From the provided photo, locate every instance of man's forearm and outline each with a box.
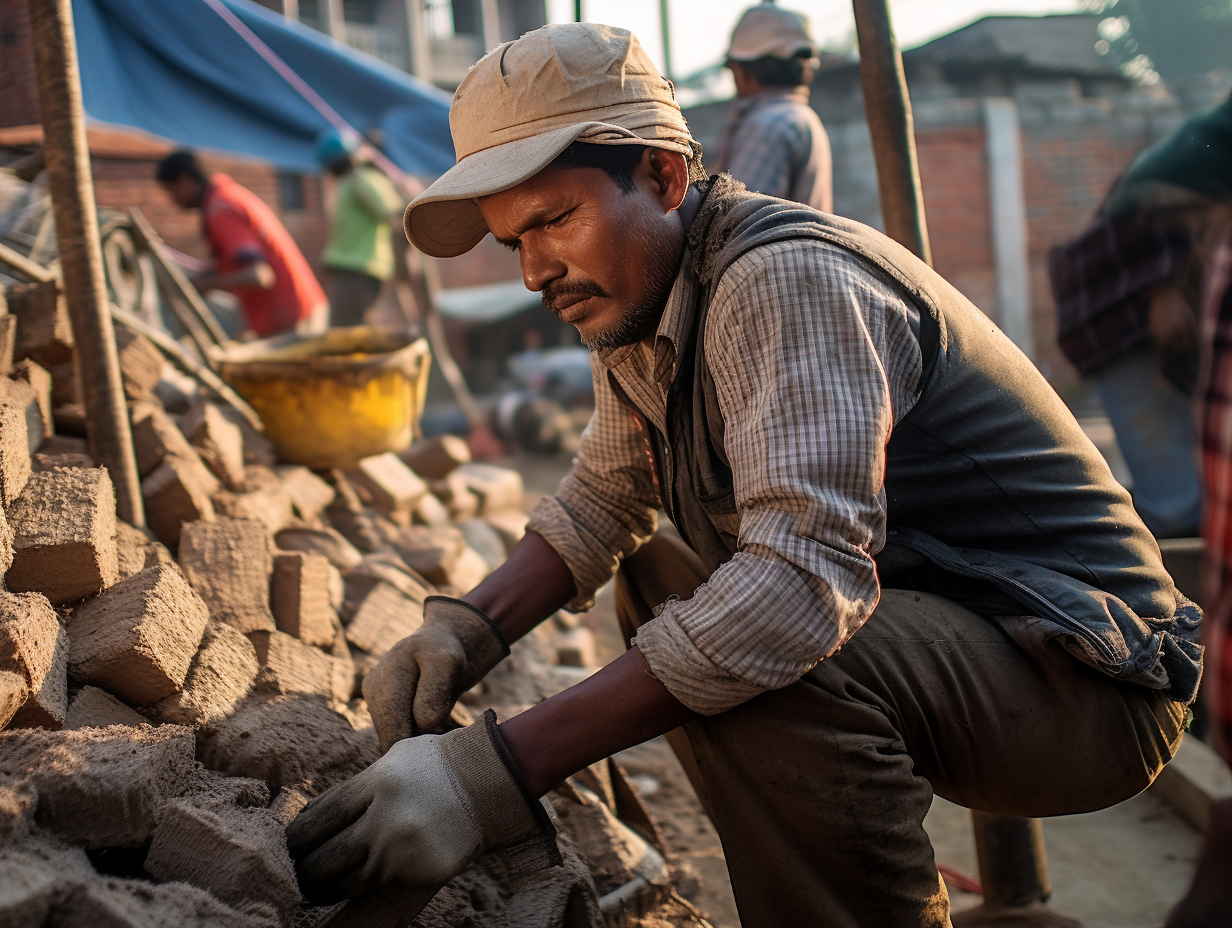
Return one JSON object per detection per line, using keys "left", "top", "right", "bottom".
{"left": 464, "top": 530, "right": 577, "bottom": 643}
{"left": 498, "top": 646, "right": 697, "bottom": 796}
{"left": 194, "top": 260, "right": 275, "bottom": 292}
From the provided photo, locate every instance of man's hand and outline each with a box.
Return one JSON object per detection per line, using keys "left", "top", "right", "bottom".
{"left": 362, "top": 597, "right": 509, "bottom": 752}
{"left": 286, "top": 711, "right": 558, "bottom": 906}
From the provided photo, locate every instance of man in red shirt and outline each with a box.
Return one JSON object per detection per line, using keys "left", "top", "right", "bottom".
{"left": 156, "top": 150, "right": 327, "bottom": 338}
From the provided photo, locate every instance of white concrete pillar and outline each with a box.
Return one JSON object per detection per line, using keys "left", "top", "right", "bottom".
{"left": 984, "top": 96, "right": 1034, "bottom": 360}
{"left": 479, "top": 0, "right": 502, "bottom": 52}
{"left": 403, "top": 0, "right": 432, "bottom": 81}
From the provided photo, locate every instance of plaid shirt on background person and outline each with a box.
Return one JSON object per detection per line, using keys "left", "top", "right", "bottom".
{"left": 1049, "top": 209, "right": 1189, "bottom": 376}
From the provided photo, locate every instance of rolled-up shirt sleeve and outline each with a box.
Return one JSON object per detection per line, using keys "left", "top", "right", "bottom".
{"left": 635, "top": 243, "right": 923, "bottom": 714}
{"left": 526, "top": 352, "right": 660, "bottom": 611}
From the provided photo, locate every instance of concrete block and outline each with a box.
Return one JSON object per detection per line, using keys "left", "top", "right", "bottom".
{"left": 113, "top": 519, "right": 173, "bottom": 581}
{"left": 0, "top": 591, "right": 67, "bottom": 730}
{"left": 114, "top": 328, "right": 164, "bottom": 402}
{"left": 457, "top": 462, "right": 525, "bottom": 514}
{"left": 211, "top": 468, "right": 294, "bottom": 536}
{"left": 146, "top": 793, "right": 300, "bottom": 921}
{"left": 7, "top": 280, "right": 73, "bottom": 367}
{"left": 400, "top": 434, "right": 471, "bottom": 480}
{"left": 345, "top": 581, "right": 425, "bottom": 658}
{"left": 181, "top": 401, "right": 246, "bottom": 490}
{"left": 1, "top": 376, "right": 45, "bottom": 456}
{"left": 391, "top": 524, "right": 467, "bottom": 587}
{"left": 0, "top": 387, "right": 30, "bottom": 508}
{"left": 347, "top": 452, "right": 427, "bottom": 521}
{"left": 65, "top": 686, "right": 148, "bottom": 729}
{"left": 275, "top": 524, "right": 363, "bottom": 571}
{"left": 13, "top": 360, "right": 53, "bottom": 452}
{"left": 153, "top": 621, "right": 259, "bottom": 728}
{"left": 276, "top": 465, "right": 335, "bottom": 522}
{"left": 0, "top": 723, "right": 197, "bottom": 847}
{"left": 179, "top": 518, "right": 276, "bottom": 634}
{"left": 0, "top": 670, "right": 25, "bottom": 730}
{"left": 131, "top": 403, "right": 198, "bottom": 478}
{"left": 1150, "top": 733, "right": 1232, "bottom": 833}
{"left": 6, "top": 467, "right": 119, "bottom": 604}
{"left": 69, "top": 564, "right": 210, "bottom": 705}
{"left": 270, "top": 551, "right": 337, "bottom": 649}
{"left": 484, "top": 509, "right": 530, "bottom": 555}
{"left": 141, "top": 455, "right": 218, "bottom": 548}
{"left": 249, "top": 628, "right": 339, "bottom": 703}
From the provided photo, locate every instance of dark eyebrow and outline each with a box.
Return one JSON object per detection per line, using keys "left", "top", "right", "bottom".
{"left": 494, "top": 235, "right": 520, "bottom": 249}
{"left": 493, "top": 204, "right": 559, "bottom": 250}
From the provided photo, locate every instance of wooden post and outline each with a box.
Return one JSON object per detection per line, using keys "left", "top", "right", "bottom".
{"left": 26, "top": 0, "right": 145, "bottom": 527}
{"left": 851, "top": 0, "right": 931, "bottom": 264}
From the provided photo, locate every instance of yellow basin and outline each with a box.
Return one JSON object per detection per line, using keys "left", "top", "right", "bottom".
{"left": 216, "top": 326, "right": 431, "bottom": 470}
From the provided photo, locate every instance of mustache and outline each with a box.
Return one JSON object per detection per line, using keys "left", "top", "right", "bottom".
{"left": 541, "top": 278, "right": 609, "bottom": 315}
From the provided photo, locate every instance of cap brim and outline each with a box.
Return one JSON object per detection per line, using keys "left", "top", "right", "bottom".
{"left": 404, "top": 124, "right": 594, "bottom": 258}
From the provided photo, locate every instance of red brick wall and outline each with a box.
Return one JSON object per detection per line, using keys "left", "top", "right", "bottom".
{"left": 0, "top": 1, "right": 39, "bottom": 129}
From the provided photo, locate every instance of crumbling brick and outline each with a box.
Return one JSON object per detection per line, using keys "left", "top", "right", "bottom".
{"left": 0, "top": 671, "right": 26, "bottom": 730}
{"left": 52, "top": 877, "right": 281, "bottom": 928}
{"left": 0, "top": 724, "right": 197, "bottom": 847}
{"left": 249, "top": 629, "right": 341, "bottom": 703}
{"left": 0, "top": 387, "right": 30, "bottom": 507}
{"left": 391, "top": 524, "right": 467, "bottom": 587}
{"left": 457, "top": 462, "right": 525, "bottom": 514}
{"left": 459, "top": 518, "right": 508, "bottom": 571}
{"left": 178, "top": 518, "right": 275, "bottom": 634}
{"left": 69, "top": 564, "right": 209, "bottom": 705}
{"left": 1, "top": 374, "right": 45, "bottom": 457}
{"left": 13, "top": 359, "right": 53, "bottom": 445}
{"left": 0, "top": 591, "right": 67, "bottom": 730}
{"left": 33, "top": 452, "right": 93, "bottom": 471}
{"left": 345, "top": 581, "right": 426, "bottom": 658}
{"left": 347, "top": 451, "right": 427, "bottom": 522}
{"left": 64, "top": 686, "right": 148, "bottom": 730}
{"left": 274, "top": 524, "right": 363, "bottom": 571}
{"left": 114, "top": 327, "right": 165, "bottom": 402}
{"left": 211, "top": 468, "right": 294, "bottom": 536}
{"left": 113, "top": 520, "right": 173, "bottom": 581}
{"left": 401, "top": 434, "right": 472, "bottom": 480}
{"left": 6, "top": 467, "right": 119, "bottom": 604}
{"left": 326, "top": 470, "right": 385, "bottom": 552}
{"left": 270, "top": 551, "right": 337, "bottom": 649}
{"left": 141, "top": 455, "right": 218, "bottom": 548}
{"left": 0, "top": 316, "right": 15, "bottom": 377}
{"left": 130, "top": 403, "right": 199, "bottom": 478}
{"left": 7, "top": 280, "right": 73, "bottom": 367}
{"left": 446, "top": 545, "right": 491, "bottom": 596}
{"left": 276, "top": 465, "right": 335, "bottom": 522}
{"left": 0, "top": 779, "right": 36, "bottom": 845}
{"left": 342, "top": 554, "right": 433, "bottom": 619}
{"left": 0, "top": 836, "right": 83, "bottom": 923}
{"left": 181, "top": 401, "right": 246, "bottom": 489}
{"left": 145, "top": 794, "right": 300, "bottom": 922}
{"left": 153, "top": 622, "right": 259, "bottom": 728}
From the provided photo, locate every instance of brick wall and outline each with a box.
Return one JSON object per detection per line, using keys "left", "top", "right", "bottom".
{"left": 0, "top": 2, "right": 39, "bottom": 130}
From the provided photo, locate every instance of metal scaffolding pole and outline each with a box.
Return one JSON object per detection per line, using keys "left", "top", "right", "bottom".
{"left": 26, "top": 0, "right": 145, "bottom": 527}
{"left": 659, "top": 0, "right": 673, "bottom": 82}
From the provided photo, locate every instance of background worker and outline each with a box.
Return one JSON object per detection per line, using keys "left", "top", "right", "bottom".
{"left": 315, "top": 128, "right": 405, "bottom": 327}
{"left": 156, "top": 149, "right": 327, "bottom": 338}
{"left": 711, "top": 1, "right": 833, "bottom": 212}
{"left": 287, "top": 25, "right": 1201, "bottom": 928}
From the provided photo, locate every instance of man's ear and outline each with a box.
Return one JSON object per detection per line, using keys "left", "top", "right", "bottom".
{"left": 640, "top": 148, "right": 690, "bottom": 213}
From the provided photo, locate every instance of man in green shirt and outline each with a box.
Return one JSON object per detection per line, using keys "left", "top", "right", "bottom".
{"left": 316, "top": 129, "right": 405, "bottom": 326}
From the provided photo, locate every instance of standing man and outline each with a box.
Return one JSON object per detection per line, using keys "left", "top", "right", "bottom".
{"left": 711, "top": 1, "right": 833, "bottom": 212}
{"left": 288, "top": 25, "right": 1201, "bottom": 928}
{"left": 156, "top": 150, "right": 327, "bottom": 338}
{"left": 315, "top": 129, "right": 405, "bottom": 327}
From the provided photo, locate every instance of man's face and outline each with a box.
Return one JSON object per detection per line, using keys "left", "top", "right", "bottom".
{"left": 477, "top": 153, "right": 686, "bottom": 350}
{"left": 160, "top": 175, "right": 203, "bottom": 210}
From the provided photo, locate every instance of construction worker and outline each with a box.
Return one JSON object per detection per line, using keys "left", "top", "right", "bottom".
{"left": 315, "top": 128, "right": 405, "bottom": 327}
{"left": 287, "top": 25, "right": 1201, "bottom": 928}
{"left": 711, "top": 1, "right": 833, "bottom": 212}
{"left": 155, "top": 149, "right": 327, "bottom": 338}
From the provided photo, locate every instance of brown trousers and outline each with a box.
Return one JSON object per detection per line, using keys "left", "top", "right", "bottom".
{"left": 614, "top": 534, "right": 1187, "bottom": 928}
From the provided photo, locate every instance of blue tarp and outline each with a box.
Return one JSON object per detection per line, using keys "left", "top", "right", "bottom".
{"left": 73, "top": 0, "right": 456, "bottom": 176}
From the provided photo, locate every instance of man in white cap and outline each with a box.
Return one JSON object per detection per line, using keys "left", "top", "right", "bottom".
{"left": 287, "top": 23, "right": 1200, "bottom": 928}
{"left": 712, "top": 1, "right": 833, "bottom": 212}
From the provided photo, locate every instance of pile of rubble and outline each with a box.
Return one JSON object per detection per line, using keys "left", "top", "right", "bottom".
{"left": 0, "top": 282, "right": 710, "bottom": 927}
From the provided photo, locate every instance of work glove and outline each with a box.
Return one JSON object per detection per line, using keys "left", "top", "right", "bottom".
{"left": 286, "top": 709, "right": 560, "bottom": 906}
{"left": 363, "top": 595, "right": 509, "bottom": 751}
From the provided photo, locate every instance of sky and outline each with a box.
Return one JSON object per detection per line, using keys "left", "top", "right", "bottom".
{"left": 544, "top": 0, "right": 1085, "bottom": 79}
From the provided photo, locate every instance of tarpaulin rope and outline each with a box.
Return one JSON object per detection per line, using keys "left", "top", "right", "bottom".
{"left": 199, "top": 0, "right": 424, "bottom": 197}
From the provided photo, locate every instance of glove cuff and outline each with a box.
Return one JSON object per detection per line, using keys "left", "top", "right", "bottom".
{"left": 440, "top": 709, "right": 561, "bottom": 875}
{"left": 424, "top": 595, "right": 511, "bottom": 668}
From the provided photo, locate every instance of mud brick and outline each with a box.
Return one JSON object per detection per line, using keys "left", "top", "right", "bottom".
{"left": 69, "top": 564, "right": 209, "bottom": 705}
{"left": 0, "top": 316, "right": 15, "bottom": 377}
{"left": 0, "top": 778, "right": 35, "bottom": 844}
{"left": 446, "top": 545, "right": 491, "bottom": 595}
{"left": 249, "top": 629, "right": 338, "bottom": 702}
{"left": 0, "top": 724, "right": 197, "bottom": 847}
{"left": 181, "top": 401, "right": 246, "bottom": 489}
{"left": 211, "top": 468, "right": 294, "bottom": 536}
{"left": 347, "top": 452, "right": 427, "bottom": 521}
{"left": 275, "top": 524, "right": 363, "bottom": 571}
{"left": 36, "top": 435, "right": 87, "bottom": 456}
{"left": 413, "top": 490, "right": 450, "bottom": 527}
{"left": 6, "top": 467, "right": 119, "bottom": 604}
{"left": 32, "top": 452, "right": 92, "bottom": 472}
{"left": 7, "top": 280, "right": 72, "bottom": 367}
{"left": 0, "top": 379, "right": 43, "bottom": 457}
{"left": 0, "top": 388, "right": 30, "bottom": 507}
{"left": 0, "top": 591, "right": 66, "bottom": 731}
{"left": 0, "top": 670, "right": 25, "bottom": 730}
{"left": 114, "top": 327, "right": 164, "bottom": 401}
{"left": 391, "top": 524, "right": 466, "bottom": 587}
{"left": 153, "top": 621, "right": 259, "bottom": 728}
{"left": 142, "top": 455, "right": 218, "bottom": 548}
{"left": 555, "top": 627, "right": 598, "bottom": 669}
{"left": 457, "top": 462, "right": 525, "bottom": 514}
{"left": 483, "top": 509, "right": 529, "bottom": 555}
{"left": 113, "top": 519, "right": 173, "bottom": 581}
{"left": 0, "top": 835, "right": 91, "bottom": 922}
{"left": 0, "top": 505, "right": 11, "bottom": 579}
{"left": 13, "top": 360, "right": 52, "bottom": 442}
{"left": 178, "top": 518, "right": 276, "bottom": 634}
{"left": 48, "top": 360, "right": 80, "bottom": 406}
{"left": 52, "top": 402, "right": 86, "bottom": 436}
{"left": 216, "top": 404, "right": 277, "bottom": 467}
{"left": 342, "top": 554, "right": 433, "bottom": 621}
{"left": 459, "top": 518, "right": 507, "bottom": 571}
{"left": 130, "top": 403, "right": 198, "bottom": 478}
{"left": 270, "top": 551, "right": 337, "bottom": 649}
{"left": 65, "top": 686, "right": 148, "bottom": 729}
{"left": 274, "top": 465, "right": 332, "bottom": 520}
{"left": 345, "top": 581, "right": 425, "bottom": 658}
{"left": 146, "top": 794, "right": 300, "bottom": 921}
{"left": 52, "top": 877, "right": 280, "bottom": 928}
{"left": 325, "top": 469, "right": 386, "bottom": 552}
{"left": 400, "top": 434, "right": 471, "bottom": 480}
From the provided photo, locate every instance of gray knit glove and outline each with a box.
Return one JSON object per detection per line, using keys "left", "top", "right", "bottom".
{"left": 287, "top": 710, "right": 560, "bottom": 906}
{"left": 363, "top": 596, "right": 509, "bottom": 751}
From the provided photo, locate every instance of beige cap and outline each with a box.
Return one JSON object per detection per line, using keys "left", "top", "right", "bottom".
{"left": 404, "top": 23, "right": 695, "bottom": 258}
{"left": 727, "top": 2, "right": 814, "bottom": 62}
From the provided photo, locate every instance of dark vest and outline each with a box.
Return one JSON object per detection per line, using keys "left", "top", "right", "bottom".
{"left": 615, "top": 177, "right": 1202, "bottom": 704}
